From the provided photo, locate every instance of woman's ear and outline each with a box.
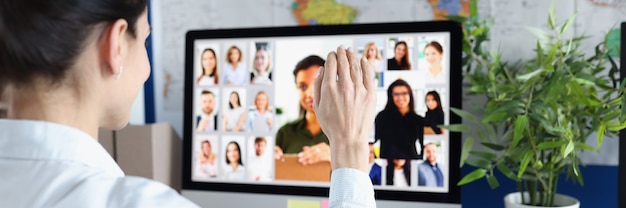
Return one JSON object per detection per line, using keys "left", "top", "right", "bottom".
{"left": 99, "top": 19, "right": 129, "bottom": 77}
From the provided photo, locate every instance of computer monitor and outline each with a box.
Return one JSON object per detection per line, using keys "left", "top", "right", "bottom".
{"left": 182, "top": 21, "right": 462, "bottom": 205}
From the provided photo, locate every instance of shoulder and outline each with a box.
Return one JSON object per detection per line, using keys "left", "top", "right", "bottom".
{"left": 278, "top": 118, "right": 303, "bottom": 131}
{"left": 58, "top": 176, "right": 198, "bottom": 208}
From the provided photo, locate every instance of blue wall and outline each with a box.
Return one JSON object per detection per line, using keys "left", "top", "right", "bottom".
{"left": 461, "top": 165, "right": 617, "bottom": 208}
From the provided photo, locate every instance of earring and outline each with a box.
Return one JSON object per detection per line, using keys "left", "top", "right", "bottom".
{"left": 114, "top": 66, "right": 124, "bottom": 79}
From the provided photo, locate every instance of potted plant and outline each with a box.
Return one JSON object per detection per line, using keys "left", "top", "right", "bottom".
{"left": 445, "top": 1, "right": 626, "bottom": 207}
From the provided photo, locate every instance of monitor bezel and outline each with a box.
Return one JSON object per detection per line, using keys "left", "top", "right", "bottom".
{"left": 182, "top": 21, "right": 463, "bottom": 203}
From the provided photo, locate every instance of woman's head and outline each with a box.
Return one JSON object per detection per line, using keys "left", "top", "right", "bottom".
{"left": 425, "top": 91, "right": 443, "bottom": 112}
{"left": 0, "top": 0, "right": 150, "bottom": 130}
{"left": 363, "top": 42, "right": 382, "bottom": 60}
{"left": 424, "top": 41, "right": 443, "bottom": 65}
{"left": 200, "top": 48, "right": 218, "bottom": 82}
{"left": 228, "top": 91, "right": 241, "bottom": 109}
{"left": 227, "top": 46, "right": 242, "bottom": 64}
{"left": 201, "top": 140, "right": 212, "bottom": 156}
{"left": 293, "top": 55, "right": 325, "bottom": 116}
{"left": 253, "top": 48, "right": 271, "bottom": 73}
{"left": 394, "top": 41, "right": 408, "bottom": 59}
{"left": 254, "top": 91, "right": 269, "bottom": 111}
{"left": 225, "top": 141, "right": 243, "bottom": 165}
{"left": 385, "top": 79, "right": 415, "bottom": 113}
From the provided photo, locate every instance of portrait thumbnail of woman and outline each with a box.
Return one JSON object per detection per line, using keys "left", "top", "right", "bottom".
{"left": 387, "top": 41, "right": 411, "bottom": 70}
{"left": 223, "top": 141, "right": 245, "bottom": 180}
{"left": 362, "top": 42, "right": 384, "bottom": 73}
{"left": 196, "top": 48, "right": 219, "bottom": 86}
{"left": 374, "top": 79, "right": 424, "bottom": 159}
{"left": 424, "top": 91, "right": 444, "bottom": 135}
{"left": 248, "top": 90, "right": 273, "bottom": 133}
{"left": 250, "top": 46, "right": 273, "bottom": 85}
{"left": 195, "top": 139, "right": 218, "bottom": 178}
{"left": 420, "top": 41, "right": 446, "bottom": 84}
{"left": 386, "top": 159, "right": 411, "bottom": 187}
{"left": 275, "top": 55, "right": 330, "bottom": 165}
{"left": 223, "top": 45, "right": 247, "bottom": 86}
{"left": 222, "top": 90, "right": 246, "bottom": 132}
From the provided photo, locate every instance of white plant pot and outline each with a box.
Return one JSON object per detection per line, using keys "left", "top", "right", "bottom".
{"left": 504, "top": 192, "right": 580, "bottom": 208}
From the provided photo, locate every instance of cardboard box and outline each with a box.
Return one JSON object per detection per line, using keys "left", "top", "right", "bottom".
{"left": 97, "top": 123, "right": 182, "bottom": 192}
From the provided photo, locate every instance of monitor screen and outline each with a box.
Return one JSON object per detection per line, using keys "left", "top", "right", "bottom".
{"left": 183, "top": 21, "right": 462, "bottom": 203}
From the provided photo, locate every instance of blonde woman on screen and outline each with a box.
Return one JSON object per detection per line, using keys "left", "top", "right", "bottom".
{"left": 362, "top": 42, "right": 384, "bottom": 73}
{"left": 251, "top": 48, "right": 273, "bottom": 85}
{"left": 247, "top": 91, "right": 273, "bottom": 132}
{"left": 197, "top": 140, "right": 218, "bottom": 178}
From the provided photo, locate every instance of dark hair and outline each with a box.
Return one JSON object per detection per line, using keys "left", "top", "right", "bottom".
{"left": 228, "top": 91, "right": 241, "bottom": 109}
{"left": 254, "top": 137, "right": 266, "bottom": 144}
{"left": 197, "top": 48, "right": 218, "bottom": 84}
{"left": 0, "top": 0, "right": 147, "bottom": 89}
{"left": 293, "top": 55, "right": 325, "bottom": 79}
{"left": 385, "top": 158, "right": 411, "bottom": 186}
{"left": 393, "top": 41, "right": 411, "bottom": 69}
{"left": 384, "top": 79, "right": 415, "bottom": 114}
{"left": 201, "top": 90, "right": 214, "bottom": 96}
{"left": 424, "top": 41, "right": 443, "bottom": 54}
{"left": 225, "top": 141, "right": 243, "bottom": 165}
{"left": 293, "top": 55, "right": 325, "bottom": 116}
{"left": 425, "top": 91, "right": 443, "bottom": 112}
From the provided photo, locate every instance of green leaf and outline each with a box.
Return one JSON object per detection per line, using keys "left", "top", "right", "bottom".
{"left": 517, "top": 68, "right": 544, "bottom": 82}
{"left": 537, "top": 141, "right": 567, "bottom": 150}
{"left": 597, "top": 123, "right": 606, "bottom": 148}
{"left": 575, "top": 142, "right": 598, "bottom": 152}
{"left": 457, "top": 169, "right": 486, "bottom": 186}
{"left": 481, "top": 112, "right": 508, "bottom": 123}
{"left": 560, "top": 13, "right": 577, "bottom": 34}
{"left": 441, "top": 124, "right": 470, "bottom": 132}
{"left": 518, "top": 151, "right": 534, "bottom": 179}
{"left": 496, "top": 163, "right": 518, "bottom": 181}
{"left": 563, "top": 140, "right": 575, "bottom": 158}
{"left": 486, "top": 174, "right": 500, "bottom": 189}
{"left": 465, "top": 159, "right": 492, "bottom": 169}
{"left": 513, "top": 115, "right": 528, "bottom": 148}
{"left": 481, "top": 142, "right": 505, "bottom": 151}
{"left": 470, "top": 151, "right": 497, "bottom": 161}
{"left": 607, "top": 121, "right": 626, "bottom": 131}
{"left": 450, "top": 107, "right": 478, "bottom": 123}
{"left": 527, "top": 27, "right": 550, "bottom": 42}
{"left": 460, "top": 137, "right": 474, "bottom": 167}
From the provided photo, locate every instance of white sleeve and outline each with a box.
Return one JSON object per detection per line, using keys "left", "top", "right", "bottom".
{"left": 329, "top": 168, "right": 376, "bottom": 208}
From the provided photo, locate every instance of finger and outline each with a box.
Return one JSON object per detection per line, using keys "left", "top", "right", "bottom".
{"left": 324, "top": 51, "right": 338, "bottom": 87}
{"left": 314, "top": 66, "right": 324, "bottom": 109}
{"left": 336, "top": 46, "right": 351, "bottom": 85}
{"left": 347, "top": 47, "right": 363, "bottom": 90}
{"left": 361, "top": 56, "right": 375, "bottom": 91}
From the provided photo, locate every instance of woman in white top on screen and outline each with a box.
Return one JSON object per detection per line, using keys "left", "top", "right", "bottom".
{"left": 196, "top": 140, "right": 218, "bottom": 178}
{"left": 0, "top": 1, "right": 376, "bottom": 203}
{"left": 196, "top": 48, "right": 219, "bottom": 86}
{"left": 421, "top": 41, "right": 446, "bottom": 84}
{"left": 223, "top": 141, "right": 246, "bottom": 180}
{"left": 248, "top": 91, "right": 273, "bottom": 133}
{"left": 250, "top": 48, "right": 273, "bottom": 85}
{"left": 223, "top": 46, "right": 247, "bottom": 86}
{"left": 362, "top": 42, "right": 384, "bottom": 73}
{"left": 222, "top": 91, "right": 246, "bottom": 132}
